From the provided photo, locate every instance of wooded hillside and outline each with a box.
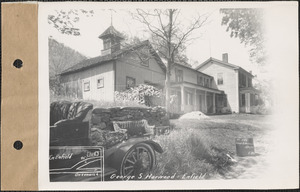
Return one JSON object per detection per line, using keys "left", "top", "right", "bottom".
{"left": 49, "top": 37, "right": 87, "bottom": 77}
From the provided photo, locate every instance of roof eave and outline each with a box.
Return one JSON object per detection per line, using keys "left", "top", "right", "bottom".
{"left": 60, "top": 58, "right": 116, "bottom": 76}
{"left": 175, "top": 63, "right": 214, "bottom": 78}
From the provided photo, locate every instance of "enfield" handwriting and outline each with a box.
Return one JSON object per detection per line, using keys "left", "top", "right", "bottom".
{"left": 49, "top": 153, "right": 73, "bottom": 160}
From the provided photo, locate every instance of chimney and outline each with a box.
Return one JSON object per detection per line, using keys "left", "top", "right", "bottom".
{"left": 222, "top": 53, "right": 228, "bottom": 63}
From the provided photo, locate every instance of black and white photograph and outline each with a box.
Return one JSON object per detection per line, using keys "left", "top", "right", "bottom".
{"left": 38, "top": 1, "right": 298, "bottom": 190}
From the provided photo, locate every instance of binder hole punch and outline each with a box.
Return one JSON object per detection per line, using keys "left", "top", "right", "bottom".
{"left": 13, "top": 59, "right": 23, "bottom": 68}
{"left": 13, "top": 140, "right": 23, "bottom": 150}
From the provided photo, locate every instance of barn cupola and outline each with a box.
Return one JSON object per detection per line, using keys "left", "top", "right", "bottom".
{"left": 98, "top": 25, "right": 124, "bottom": 56}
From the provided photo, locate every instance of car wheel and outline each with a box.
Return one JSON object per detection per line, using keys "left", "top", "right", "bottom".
{"left": 120, "top": 143, "right": 156, "bottom": 178}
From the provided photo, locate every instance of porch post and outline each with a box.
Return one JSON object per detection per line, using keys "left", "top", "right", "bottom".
{"left": 180, "top": 85, "right": 185, "bottom": 112}
{"left": 204, "top": 91, "right": 207, "bottom": 113}
{"left": 194, "top": 88, "right": 197, "bottom": 111}
{"left": 212, "top": 93, "right": 216, "bottom": 114}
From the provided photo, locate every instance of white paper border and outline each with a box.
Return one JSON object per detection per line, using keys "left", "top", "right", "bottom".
{"left": 38, "top": 1, "right": 299, "bottom": 190}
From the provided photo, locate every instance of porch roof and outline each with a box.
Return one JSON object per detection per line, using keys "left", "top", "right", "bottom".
{"left": 240, "top": 87, "right": 260, "bottom": 94}
{"left": 171, "top": 81, "right": 224, "bottom": 94}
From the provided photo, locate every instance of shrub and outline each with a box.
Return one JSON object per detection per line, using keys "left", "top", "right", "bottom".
{"left": 115, "top": 84, "right": 163, "bottom": 106}
{"left": 256, "top": 104, "right": 272, "bottom": 115}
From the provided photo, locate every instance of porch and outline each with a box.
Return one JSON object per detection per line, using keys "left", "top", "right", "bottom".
{"left": 239, "top": 87, "right": 260, "bottom": 113}
{"left": 170, "top": 81, "right": 225, "bottom": 114}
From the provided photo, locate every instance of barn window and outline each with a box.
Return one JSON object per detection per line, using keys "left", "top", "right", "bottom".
{"left": 139, "top": 50, "right": 150, "bottom": 67}
{"left": 103, "top": 39, "right": 111, "bottom": 50}
{"left": 97, "top": 77, "right": 104, "bottom": 88}
{"left": 84, "top": 81, "right": 90, "bottom": 92}
{"left": 126, "top": 76, "right": 136, "bottom": 89}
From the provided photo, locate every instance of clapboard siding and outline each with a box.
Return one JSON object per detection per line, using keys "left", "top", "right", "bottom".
{"left": 60, "top": 62, "right": 115, "bottom": 101}
{"left": 115, "top": 52, "right": 165, "bottom": 91}
{"left": 198, "top": 62, "right": 239, "bottom": 113}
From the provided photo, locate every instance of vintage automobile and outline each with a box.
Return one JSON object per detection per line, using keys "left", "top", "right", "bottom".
{"left": 49, "top": 101, "right": 164, "bottom": 181}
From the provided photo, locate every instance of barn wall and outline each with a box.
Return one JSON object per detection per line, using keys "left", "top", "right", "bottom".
{"left": 60, "top": 62, "right": 115, "bottom": 101}
{"left": 115, "top": 51, "right": 165, "bottom": 91}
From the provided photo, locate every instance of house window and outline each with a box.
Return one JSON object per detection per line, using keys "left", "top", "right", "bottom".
{"left": 97, "top": 77, "right": 104, "bottom": 88}
{"left": 126, "top": 76, "right": 136, "bottom": 89}
{"left": 224, "top": 96, "right": 227, "bottom": 107}
{"left": 248, "top": 77, "right": 252, "bottom": 87}
{"left": 239, "top": 73, "right": 246, "bottom": 87}
{"left": 175, "top": 68, "right": 183, "bottom": 82}
{"left": 185, "top": 92, "right": 193, "bottom": 105}
{"left": 197, "top": 75, "right": 203, "bottom": 86}
{"left": 217, "top": 73, "right": 223, "bottom": 85}
{"left": 204, "top": 78, "right": 210, "bottom": 87}
{"left": 250, "top": 93, "right": 255, "bottom": 106}
{"left": 255, "top": 94, "right": 259, "bottom": 106}
{"left": 84, "top": 81, "right": 90, "bottom": 92}
{"left": 217, "top": 94, "right": 227, "bottom": 107}
{"left": 241, "top": 94, "right": 246, "bottom": 107}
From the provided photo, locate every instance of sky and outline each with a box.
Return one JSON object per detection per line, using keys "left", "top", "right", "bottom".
{"left": 47, "top": 5, "right": 266, "bottom": 79}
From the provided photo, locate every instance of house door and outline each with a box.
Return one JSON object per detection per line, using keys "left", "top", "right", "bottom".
{"left": 198, "top": 94, "right": 205, "bottom": 112}
{"left": 177, "top": 91, "right": 182, "bottom": 112}
{"left": 245, "top": 93, "right": 251, "bottom": 113}
{"left": 207, "top": 94, "right": 213, "bottom": 114}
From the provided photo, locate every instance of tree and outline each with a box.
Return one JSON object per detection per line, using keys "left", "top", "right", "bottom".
{"left": 48, "top": 9, "right": 94, "bottom": 36}
{"left": 220, "top": 8, "right": 266, "bottom": 65}
{"left": 49, "top": 37, "right": 87, "bottom": 95}
{"left": 150, "top": 33, "right": 191, "bottom": 67}
{"left": 253, "top": 78, "right": 273, "bottom": 114}
{"left": 132, "top": 9, "right": 208, "bottom": 112}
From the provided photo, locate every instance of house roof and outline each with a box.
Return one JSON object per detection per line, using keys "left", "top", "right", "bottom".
{"left": 98, "top": 25, "right": 124, "bottom": 39}
{"left": 195, "top": 57, "right": 254, "bottom": 77}
{"left": 60, "top": 40, "right": 166, "bottom": 75}
{"left": 174, "top": 63, "right": 213, "bottom": 79}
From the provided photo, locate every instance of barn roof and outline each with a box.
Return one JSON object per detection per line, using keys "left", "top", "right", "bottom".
{"left": 98, "top": 25, "right": 124, "bottom": 39}
{"left": 60, "top": 40, "right": 166, "bottom": 75}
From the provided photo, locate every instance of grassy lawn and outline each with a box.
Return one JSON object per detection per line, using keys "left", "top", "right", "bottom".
{"left": 152, "top": 114, "right": 275, "bottom": 179}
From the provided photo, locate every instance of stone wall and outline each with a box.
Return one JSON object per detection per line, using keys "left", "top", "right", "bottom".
{"left": 90, "top": 106, "right": 170, "bottom": 131}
